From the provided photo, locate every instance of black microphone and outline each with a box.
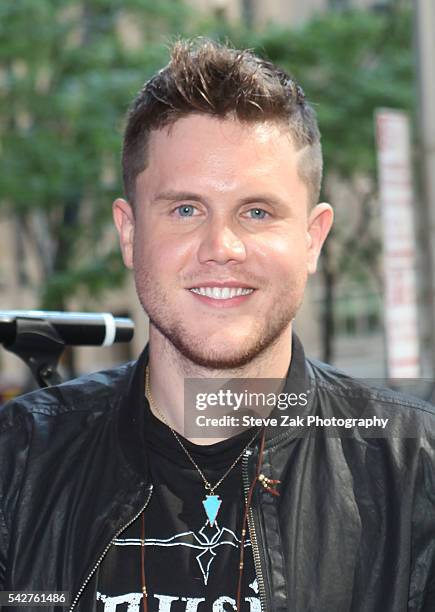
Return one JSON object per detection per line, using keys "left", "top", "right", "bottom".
{"left": 0, "top": 311, "right": 134, "bottom": 347}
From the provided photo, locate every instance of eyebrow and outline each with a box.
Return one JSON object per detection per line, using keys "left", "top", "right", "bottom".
{"left": 153, "top": 190, "right": 286, "bottom": 208}
{"left": 154, "top": 190, "right": 205, "bottom": 203}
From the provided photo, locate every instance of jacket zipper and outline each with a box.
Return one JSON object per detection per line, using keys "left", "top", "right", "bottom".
{"left": 69, "top": 484, "right": 154, "bottom": 611}
{"left": 242, "top": 451, "right": 267, "bottom": 612}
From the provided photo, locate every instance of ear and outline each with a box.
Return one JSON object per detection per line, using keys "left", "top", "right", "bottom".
{"left": 113, "top": 198, "right": 135, "bottom": 270}
{"left": 306, "top": 203, "right": 334, "bottom": 275}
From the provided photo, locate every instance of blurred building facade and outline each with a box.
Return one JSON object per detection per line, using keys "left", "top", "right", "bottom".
{"left": 188, "top": 0, "right": 395, "bottom": 27}
{"left": 0, "top": 0, "right": 392, "bottom": 395}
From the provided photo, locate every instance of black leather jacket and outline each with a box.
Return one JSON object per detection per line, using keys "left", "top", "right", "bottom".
{"left": 1, "top": 338, "right": 434, "bottom": 612}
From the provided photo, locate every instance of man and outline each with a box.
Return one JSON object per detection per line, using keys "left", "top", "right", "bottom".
{"left": 0, "top": 39, "right": 434, "bottom": 612}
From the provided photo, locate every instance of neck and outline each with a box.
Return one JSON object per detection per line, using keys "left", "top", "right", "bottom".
{"left": 146, "top": 325, "right": 293, "bottom": 444}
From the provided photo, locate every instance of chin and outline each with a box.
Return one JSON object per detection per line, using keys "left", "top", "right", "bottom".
{"left": 173, "top": 345, "right": 264, "bottom": 370}
{"left": 160, "top": 324, "right": 286, "bottom": 371}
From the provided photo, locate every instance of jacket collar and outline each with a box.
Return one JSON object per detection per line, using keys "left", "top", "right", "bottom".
{"left": 264, "top": 333, "right": 314, "bottom": 443}
{"left": 117, "top": 345, "right": 150, "bottom": 479}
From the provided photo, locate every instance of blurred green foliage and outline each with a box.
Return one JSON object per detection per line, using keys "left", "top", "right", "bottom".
{"left": 0, "top": 2, "right": 414, "bottom": 311}
{"left": 208, "top": 6, "right": 414, "bottom": 186}
{"left": 0, "top": 0, "right": 188, "bottom": 308}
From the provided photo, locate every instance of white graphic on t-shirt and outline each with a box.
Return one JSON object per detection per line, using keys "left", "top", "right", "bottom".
{"left": 112, "top": 520, "right": 250, "bottom": 585}
{"left": 96, "top": 591, "right": 142, "bottom": 611}
{"left": 96, "top": 580, "right": 260, "bottom": 611}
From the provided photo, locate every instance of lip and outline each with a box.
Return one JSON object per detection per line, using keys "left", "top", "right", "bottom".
{"left": 186, "top": 280, "right": 256, "bottom": 289}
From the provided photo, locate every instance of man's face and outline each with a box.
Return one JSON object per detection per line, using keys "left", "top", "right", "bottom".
{"left": 114, "top": 115, "right": 332, "bottom": 369}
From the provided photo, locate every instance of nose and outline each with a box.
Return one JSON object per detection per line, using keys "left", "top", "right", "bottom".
{"left": 197, "top": 219, "right": 247, "bottom": 265}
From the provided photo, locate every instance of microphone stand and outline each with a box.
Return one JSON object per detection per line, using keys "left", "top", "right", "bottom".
{"left": 5, "top": 317, "right": 65, "bottom": 388}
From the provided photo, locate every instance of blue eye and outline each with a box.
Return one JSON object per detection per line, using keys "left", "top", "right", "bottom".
{"left": 249, "top": 208, "right": 267, "bottom": 219}
{"left": 176, "top": 205, "right": 195, "bottom": 217}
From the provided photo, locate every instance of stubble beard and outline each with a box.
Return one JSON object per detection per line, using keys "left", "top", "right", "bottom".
{"left": 134, "top": 263, "right": 304, "bottom": 371}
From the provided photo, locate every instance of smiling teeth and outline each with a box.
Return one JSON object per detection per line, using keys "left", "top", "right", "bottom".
{"left": 190, "top": 287, "right": 254, "bottom": 299}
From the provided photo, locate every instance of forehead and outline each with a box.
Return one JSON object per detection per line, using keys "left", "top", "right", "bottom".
{"left": 136, "top": 114, "right": 307, "bottom": 203}
{"left": 149, "top": 114, "right": 294, "bottom": 159}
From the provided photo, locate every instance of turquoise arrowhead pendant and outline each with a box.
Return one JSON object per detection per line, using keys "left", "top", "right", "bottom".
{"left": 202, "top": 494, "right": 222, "bottom": 527}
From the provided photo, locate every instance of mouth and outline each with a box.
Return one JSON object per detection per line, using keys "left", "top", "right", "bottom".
{"left": 189, "top": 287, "right": 255, "bottom": 300}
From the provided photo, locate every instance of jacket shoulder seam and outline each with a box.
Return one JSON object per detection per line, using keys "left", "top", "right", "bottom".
{"left": 1, "top": 391, "right": 122, "bottom": 420}
{"left": 313, "top": 377, "right": 435, "bottom": 417}
{"left": 21, "top": 399, "right": 117, "bottom": 416}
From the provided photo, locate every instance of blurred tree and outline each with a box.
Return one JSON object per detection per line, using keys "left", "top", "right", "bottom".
{"left": 204, "top": 7, "right": 413, "bottom": 361}
{"left": 0, "top": 0, "right": 187, "bottom": 312}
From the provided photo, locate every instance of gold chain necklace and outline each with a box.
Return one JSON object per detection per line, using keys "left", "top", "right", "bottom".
{"left": 145, "top": 367, "right": 259, "bottom": 527}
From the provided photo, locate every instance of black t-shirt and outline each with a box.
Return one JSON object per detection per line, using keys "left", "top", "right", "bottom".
{"left": 96, "top": 398, "right": 261, "bottom": 612}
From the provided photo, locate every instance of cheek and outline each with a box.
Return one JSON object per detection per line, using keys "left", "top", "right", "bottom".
{"left": 135, "top": 232, "right": 195, "bottom": 276}
{"left": 254, "top": 232, "right": 308, "bottom": 275}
